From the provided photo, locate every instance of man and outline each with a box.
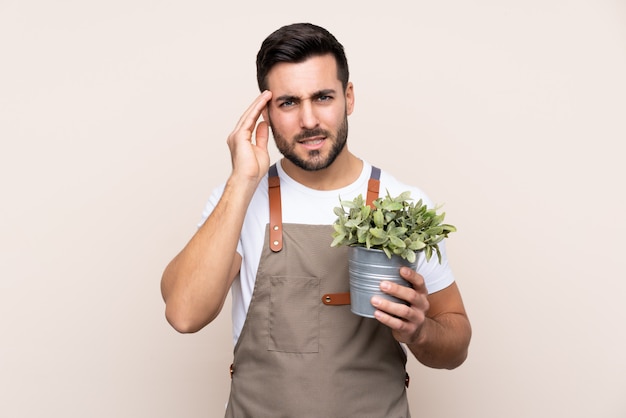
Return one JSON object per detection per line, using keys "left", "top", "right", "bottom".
{"left": 161, "top": 22, "right": 471, "bottom": 417}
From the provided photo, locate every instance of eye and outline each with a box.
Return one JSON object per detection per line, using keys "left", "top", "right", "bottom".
{"left": 278, "top": 100, "right": 296, "bottom": 108}
{"left": 317, "top": 95, "right": 333, "bottom": 102}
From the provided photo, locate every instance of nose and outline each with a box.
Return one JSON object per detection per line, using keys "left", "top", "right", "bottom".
{"left": 299, "top": 101, "right": 319, "bottom": 130}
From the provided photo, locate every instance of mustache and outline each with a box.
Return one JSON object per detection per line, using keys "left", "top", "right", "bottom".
{"left": 293, "top": 128, "right": 330, "bottom": 141}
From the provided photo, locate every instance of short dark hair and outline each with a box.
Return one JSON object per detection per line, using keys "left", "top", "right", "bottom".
{"left": 256, "top": 23, "right": 350, "bottom": 92}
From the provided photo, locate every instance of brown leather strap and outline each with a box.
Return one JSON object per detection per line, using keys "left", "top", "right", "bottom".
{"left": 322, "top": 292, "right": 351, "bottom": 305}
{"left": 268, "top": 165, "right": 283, "bottom": 252}
{"left": 366, "top": 166, "right": 381, "bottom": 208}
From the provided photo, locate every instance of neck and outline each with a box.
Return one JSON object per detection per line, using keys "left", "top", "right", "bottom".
{"left": 280, "top": 150, "right": 363, "bottom": 190}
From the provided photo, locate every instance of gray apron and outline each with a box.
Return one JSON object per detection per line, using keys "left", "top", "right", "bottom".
{"left": 225, "top": 164, "right": 410, "bottom": 418}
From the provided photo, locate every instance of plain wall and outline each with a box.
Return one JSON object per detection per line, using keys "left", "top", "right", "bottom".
{"left": 1, "top": 1, "right": 625, "bottom": 417}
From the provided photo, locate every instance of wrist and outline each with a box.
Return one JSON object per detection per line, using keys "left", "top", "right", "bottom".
{"left": 227, "top": 171, "right": 263, "bottom": 193}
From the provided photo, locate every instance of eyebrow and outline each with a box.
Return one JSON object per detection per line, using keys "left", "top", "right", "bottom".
{"left": 274, "top": 89, "right": 337, "bottom": 103}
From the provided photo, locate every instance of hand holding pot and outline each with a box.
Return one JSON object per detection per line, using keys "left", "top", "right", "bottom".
{"left": 371, "top": 267, "right": 430, "bottom": 345}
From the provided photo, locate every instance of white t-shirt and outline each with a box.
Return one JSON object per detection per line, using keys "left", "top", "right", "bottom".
{"left": 199, "top": 160, "right": 456, "bottom": 345}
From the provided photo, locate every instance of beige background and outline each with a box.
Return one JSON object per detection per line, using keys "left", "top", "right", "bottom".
{"left": 2, "top": 0, "right": 625, "bottom": 417}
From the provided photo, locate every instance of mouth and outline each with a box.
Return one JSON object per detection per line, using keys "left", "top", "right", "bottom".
{"left": 297, "top": 136, "right": 326, "bottom": 149}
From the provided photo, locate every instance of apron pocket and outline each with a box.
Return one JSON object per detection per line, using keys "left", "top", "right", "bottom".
{"left": 268, "top": 276, "right": 320, "bottom": 353}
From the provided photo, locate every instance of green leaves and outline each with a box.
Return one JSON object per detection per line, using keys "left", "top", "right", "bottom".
{"left": 331, "top": 190, "right": 457, "bottom": 263}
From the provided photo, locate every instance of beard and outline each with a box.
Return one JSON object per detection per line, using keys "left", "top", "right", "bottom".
{"left": 269, "top": 114, "right": 349, "bottom": 171}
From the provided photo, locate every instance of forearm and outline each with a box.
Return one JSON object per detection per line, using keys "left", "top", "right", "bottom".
{"left": 161, "top": 176, "right": 257, "bottom": 333}
{"left": 407, "top": 312, "right": 471, "bottom": 369}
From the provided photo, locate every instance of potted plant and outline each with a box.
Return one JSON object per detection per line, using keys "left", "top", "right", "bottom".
{"left": 331, "top": 191, "right": 456, "bottom": 317}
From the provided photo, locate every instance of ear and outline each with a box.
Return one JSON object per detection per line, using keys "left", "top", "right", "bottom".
{"left": 345, "top": 82, "right": 355, "bottom": 115}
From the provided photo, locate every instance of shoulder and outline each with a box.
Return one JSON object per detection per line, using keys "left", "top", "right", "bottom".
{"left": 377, "top": 167, "right": 435, "bottom": 208}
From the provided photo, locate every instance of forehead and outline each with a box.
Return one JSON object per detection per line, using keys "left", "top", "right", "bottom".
{"left": 266, "top": 54, "right": 341, "bottom": 95}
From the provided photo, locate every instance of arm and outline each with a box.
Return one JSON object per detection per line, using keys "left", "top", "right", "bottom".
{"left": 160, "top": 91, "right": 273, "bottom": 333}
{"left": 371, "top": 267, "right": 471, "bottom": 369}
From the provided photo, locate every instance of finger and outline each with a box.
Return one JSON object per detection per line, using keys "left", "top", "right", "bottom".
{"left": 371, "top": 296, "right": 413, "bottom": 320}
{"left": 373, "top": 307, "right": 406, "bottom": 329}
{"left": 254, "top": 120, "right": 269, "bottom": 149}
{"left": 379, "top": 278, "right": 417, "bottom": 303}
{"left": 399, "top": 267, "right": 427, "bottom": 293}
{"left": 379, "top": 278, "right": 428, "bottom": 313}
{"left": 234, "top": 90, "right": 272, "bottom": 133}
{"left": 372, "top": 294, "right": 425, "bottom": 334}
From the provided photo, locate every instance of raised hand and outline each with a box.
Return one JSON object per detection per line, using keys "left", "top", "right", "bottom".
{"left": 226, "top": 90, "right": 273, "bottom": 185}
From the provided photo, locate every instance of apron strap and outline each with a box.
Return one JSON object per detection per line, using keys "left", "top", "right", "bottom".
{"left": 268, "top": 164, "right": 283, "bottom": 252}
{"left": 366, "top": 166, "right": 381, "bottom": 207}
{"left": 267, "top": 164, "right": 381, "bottom": 253}
{"left": 322, "top": 292, "right": 351, "bottom": 305}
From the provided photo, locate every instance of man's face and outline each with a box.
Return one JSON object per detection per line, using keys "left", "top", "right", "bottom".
{"left": 264, "top": 54, "right": 354, "bottom": 171}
